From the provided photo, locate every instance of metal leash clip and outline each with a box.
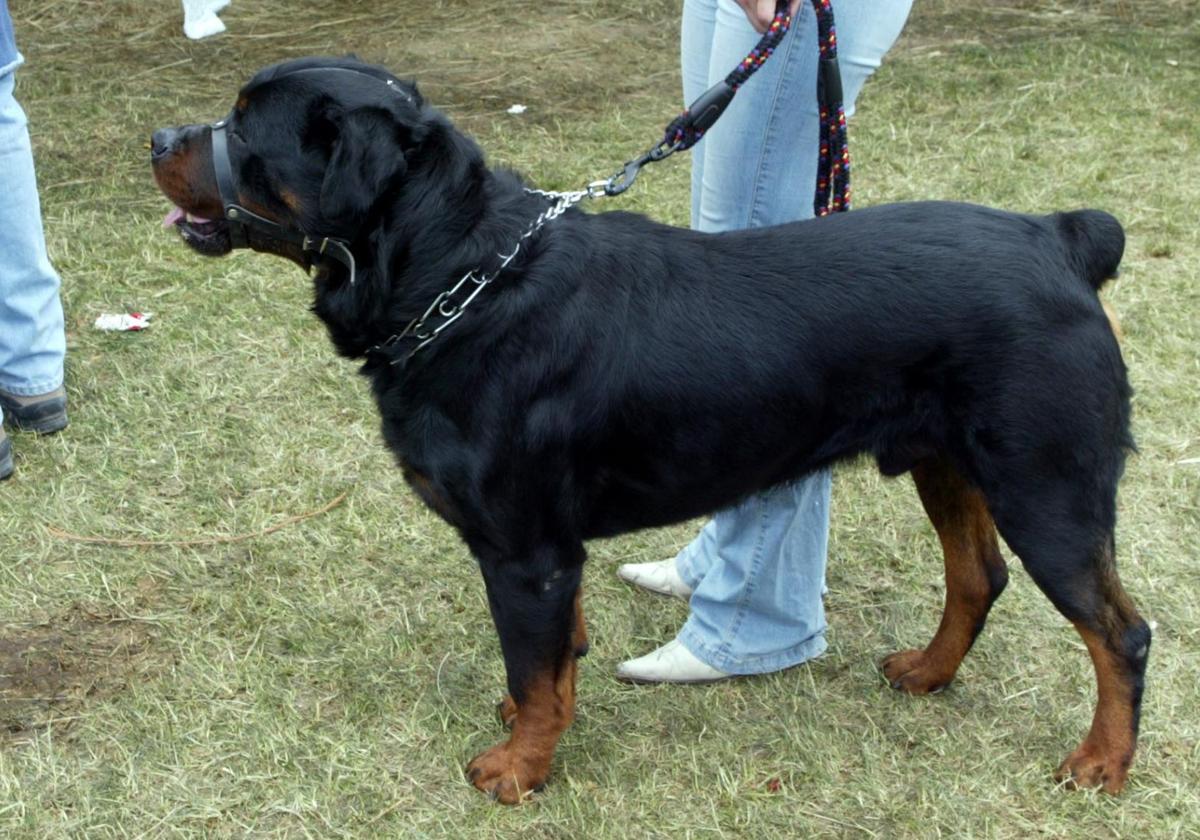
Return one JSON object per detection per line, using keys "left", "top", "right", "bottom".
{"left": 601, "top": 77, "right": 738, "bottom": 197}
{"left": 602, "top": 143, "right": 675, "bottom": 197}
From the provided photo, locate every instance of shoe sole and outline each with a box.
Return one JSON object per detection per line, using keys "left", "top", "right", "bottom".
{"left": 0, "top": 395, "right": 68, "bottom": 435}
{"left": 6, "top": 410, "right": 69, "bottom": 435}
{"left": 614, "top": 671, "right": 730, "bottom": 685}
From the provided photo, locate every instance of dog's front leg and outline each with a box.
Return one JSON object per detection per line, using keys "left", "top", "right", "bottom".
{"left": 467, "top": 542, "right": 584, "bottom": 804}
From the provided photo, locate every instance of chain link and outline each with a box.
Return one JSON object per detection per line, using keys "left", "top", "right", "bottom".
{"left": 386, "top": 186, "right": 602, "bottom": 364}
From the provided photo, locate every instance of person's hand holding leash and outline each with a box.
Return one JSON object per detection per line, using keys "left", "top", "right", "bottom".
{"left": 736, "top": 0, "right": 803, "bottom": 32}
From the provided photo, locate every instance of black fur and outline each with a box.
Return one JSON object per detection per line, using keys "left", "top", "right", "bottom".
{"left": 153, "top": 56, "right": 1148, "bottom": 794}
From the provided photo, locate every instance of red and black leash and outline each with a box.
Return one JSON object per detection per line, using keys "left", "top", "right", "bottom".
{"left": 811, "top": 0, "right": 849, "bottom": 215}
{"left": 605, "top": 0, "right": 850, "bottom": 217}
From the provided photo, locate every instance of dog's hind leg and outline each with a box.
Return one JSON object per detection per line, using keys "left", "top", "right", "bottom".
{"left": 987, "top": 479, "right": 1149, "bottom": 794}
{"left": 467, "top": 540, "right": 586, "bottom": 804}
{"left": 882, "top": 457, "right": 1008, "bottom": 693}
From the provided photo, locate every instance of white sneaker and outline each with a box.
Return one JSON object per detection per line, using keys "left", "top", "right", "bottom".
{"left": 616, "top": 639, "right": 730, "bottom": 684}
{"left": 617, "top": 558, "right": 693, "bottom": 600}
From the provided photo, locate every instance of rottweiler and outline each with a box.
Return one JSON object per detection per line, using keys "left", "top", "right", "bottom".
{"left": 151, "top": 56, "right": 1149, "bottom": 803}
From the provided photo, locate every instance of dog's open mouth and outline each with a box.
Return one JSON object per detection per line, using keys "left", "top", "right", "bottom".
{"left": 163, "top": 205, "right": 232, "bottom": 256}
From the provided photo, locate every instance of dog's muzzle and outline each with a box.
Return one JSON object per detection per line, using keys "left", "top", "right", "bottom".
{"left": 209, "top": 117, "right": 358, "bottom": 283}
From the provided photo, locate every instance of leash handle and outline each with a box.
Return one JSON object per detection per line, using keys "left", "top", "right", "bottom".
{"left": 604, "top": 1, "right": 794, "bottom": 196}
{"left": 662, "top": 2, "right": 795, "bottom": 155}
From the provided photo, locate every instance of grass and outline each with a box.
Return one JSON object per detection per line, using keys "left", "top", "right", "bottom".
{"left": 1, "top": 0, "right": 1198, "bottom": 836}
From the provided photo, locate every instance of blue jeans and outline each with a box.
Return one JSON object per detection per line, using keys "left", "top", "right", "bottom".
{"left": 0, "top": 58, "right": 65, "bottom": 423}
{"left": 675, "top": 0, "right": 911, "bottom": 674}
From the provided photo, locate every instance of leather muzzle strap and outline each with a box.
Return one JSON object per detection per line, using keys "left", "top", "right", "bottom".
{"left": 209, "top": 118, "right": 358, "bottom": 283}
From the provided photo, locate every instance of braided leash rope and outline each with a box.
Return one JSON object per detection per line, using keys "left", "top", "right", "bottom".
{"left": 662, "top": 5, "right": 796, "bottom": 153}
{"left": 812, "top": 0, "right": 850, "bottom": 215}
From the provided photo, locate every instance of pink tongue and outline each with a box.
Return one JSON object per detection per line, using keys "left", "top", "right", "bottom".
{"left": 162, "top": 207, "right": 214, "bottom": 229}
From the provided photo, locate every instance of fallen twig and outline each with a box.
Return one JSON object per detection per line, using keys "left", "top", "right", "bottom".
{"left": 46, "top": 491, "right": 349, "bottom": 548}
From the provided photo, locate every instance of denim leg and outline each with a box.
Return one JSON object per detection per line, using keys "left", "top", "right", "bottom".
{"left": 680, "top": 0, "right": 716, "bottom": 230}
{"left": 686, "top": 0, "right": 822, "bottom": 231}
{"left": 678, "top": 472, "right": 832, "bottom": 674}
{"left": 0, "top": 64, "right": 66, "bottom": 411}
{"left": 673, "top": 0, "right": 911, "bottom": 674}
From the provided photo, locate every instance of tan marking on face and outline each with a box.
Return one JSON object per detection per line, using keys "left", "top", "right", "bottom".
{"left": 280, "top": 188, "right": 303, "bottom": 213}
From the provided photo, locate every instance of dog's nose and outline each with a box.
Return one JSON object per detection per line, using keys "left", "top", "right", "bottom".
{"left": 150, "top": 128, "right": 178, "bottom": 160}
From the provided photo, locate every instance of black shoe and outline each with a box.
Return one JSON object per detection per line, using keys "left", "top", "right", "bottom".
{"left": 0, "top": 386, "right": 68, "bottom": 434}
{"left": 0, "top": 429, "right": 12, "bottom": 480}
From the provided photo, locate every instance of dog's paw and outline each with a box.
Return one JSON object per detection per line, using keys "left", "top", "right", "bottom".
{"left": 880, "top": 649, "right": 953, "bottom": 694}
{"left": 466, "top": 741, "right": 549, "bottom": 804}
{"left": 1054, "top": 740, "right": 1131, "bottom": 795}
{"left": 496, "top": 695, "right": 518, "bottom": 729}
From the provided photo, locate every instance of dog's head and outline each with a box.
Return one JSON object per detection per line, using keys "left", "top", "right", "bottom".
{"left": 151, "top": 56, "right": 427, "bottom": 268}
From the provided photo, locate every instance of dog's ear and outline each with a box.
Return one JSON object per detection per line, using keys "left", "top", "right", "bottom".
{"left": 318, "top": 104, "right": 424, "bottom": 231}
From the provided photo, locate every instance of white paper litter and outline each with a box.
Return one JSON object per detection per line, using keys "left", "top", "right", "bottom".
{"left": 507, "top": 104, "right": 527, "bottom": 115}
{"left": 94, "top": 312, "right": 153, "bottom": 332}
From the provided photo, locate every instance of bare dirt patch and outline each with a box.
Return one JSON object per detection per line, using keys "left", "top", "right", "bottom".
{"left": 0, "top": 605, "right": 165, "bottom": 743}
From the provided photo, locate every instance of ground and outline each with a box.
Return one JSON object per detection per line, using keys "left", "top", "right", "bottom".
{"left": 1, "top": 0, "right": 1198, "bottom": 837}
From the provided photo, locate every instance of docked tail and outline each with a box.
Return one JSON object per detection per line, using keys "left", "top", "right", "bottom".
{"left": 1056, "top": 209, "right": 1125, "bottom": 290}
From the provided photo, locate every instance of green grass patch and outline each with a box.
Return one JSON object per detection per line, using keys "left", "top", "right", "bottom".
{"left": 2, "top": 1, "right": 1198, "bottom": 836}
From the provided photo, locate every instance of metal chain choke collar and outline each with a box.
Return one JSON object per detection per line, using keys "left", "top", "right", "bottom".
{"left": 371, "top": 185, "right": 603, "bottom": 366}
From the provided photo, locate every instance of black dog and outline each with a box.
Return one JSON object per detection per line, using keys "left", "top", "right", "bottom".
{"left": 151, "top": 56, "right": 1148, "bottom": 803}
